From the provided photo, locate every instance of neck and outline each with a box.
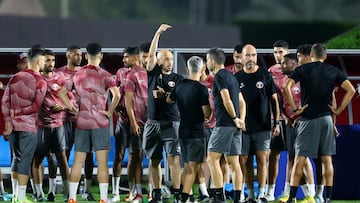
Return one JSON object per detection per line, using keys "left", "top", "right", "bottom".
{"left": 67, "top": 63, "right": 76, "bottom": 70}
{"left": 312, "top": 58, "right": 324, "bottom": 63}
{"left": 243, "top": 65, "right": 259, "bottom": 74}
{"left": 43, "top": 71, "right": 53, "bottom": 77}
{"left": 189, "top": 72, "right": 201, "bottom": 81}
{"left": 29, "top": 65, "right": 40, "bottom": 72}
{"left": 88, "top": 60, "right": 100, "bottom": 67}
{"left": 213, "top": 64, "right": 225, "bottom": 74}
{"left": 161, "top": 69, "right": 171, "bottom": 75}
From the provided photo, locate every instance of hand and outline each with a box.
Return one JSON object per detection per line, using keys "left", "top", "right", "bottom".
{"left": 153, "top": 86, "right": 165, "bottom": 99}
{"left": 233, "top": 118, "right": 246, "bottom": 131}
{"left": 68, "top": 106, "right": 79, "bottom": 115}
{"left": 52, "top": 103, "right": 64, "bottom": 113}
{"left": 328, "top": 104, "right": 340, "bottom": 115}
{"left": 10, "top": 109, "right": 14, "bottom": 118}
{"left": 98, "top": 110, "right": 112, "bottom": 118}
{"left": 3, "top": 121, "right": 13, "bottom": 136}
{"left": 293, "top": 104, "right": 308, "bottom": 115}
{"left": 156, "top": 24, "right": 172, "bottom": 35}
{"left": 130, "top": 122, "right": 141, "bottom": 136}
{"left": 272, "top": 124, "right": 280, "bottom": 137}
{"left": 334, "top": 126, "right": 340, "bottom": 137}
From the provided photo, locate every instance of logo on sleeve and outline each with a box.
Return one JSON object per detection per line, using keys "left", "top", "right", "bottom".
{"left": 51, "top": 83, "right": 60, "bottom": 91}
{"left": 293, "top": 87, "right": 301, "bottom": 94}
{"left": 256, "top": 81, "right": 264, "bottom": 89}
{"left": 239, "top": 83, "right": 245, "bottom": 88}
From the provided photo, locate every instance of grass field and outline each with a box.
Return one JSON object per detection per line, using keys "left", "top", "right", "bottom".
{"left": 0, "top": 185, "right": 358, "bottom": 203}
{"left": 0, "top": 193, "right": 359, "bottom": 203}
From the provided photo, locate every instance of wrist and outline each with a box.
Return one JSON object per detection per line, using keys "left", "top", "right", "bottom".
{"left": 231, "top": 116, "right": 237, "bottom": 120}
{"left": 274, "top": 120, "right": 280, "bottom": 125}
{"left": 292, "top": 108, "right": 298, "bottom": 113}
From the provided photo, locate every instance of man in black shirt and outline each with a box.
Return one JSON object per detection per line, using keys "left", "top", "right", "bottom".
{"left": 283, "top": 43, "right": 355, "bottom": 203}
{"left": 143, "top": 24, "right": 182, "bottom": 203}
{"left": 167, "top": 56, "right": 211, "bottom": 203}
{"left": 235, "top": 44, "right": 280, "bottom": 202}
{"left": 206, "top": 47, "right": 246, "bottom": 203}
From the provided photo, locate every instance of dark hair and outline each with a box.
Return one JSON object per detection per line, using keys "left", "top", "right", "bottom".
{"left": 273, "top": 40, "right": 289, "bottom": 49}
{"left": 284, "top": 53, "right": 298, "bottom": 62}
{"left": 296, "top": 44, "right": 312, "bottom": 56}
{"left": 311, "top": 43, "right": 327, "bottom": 58}
{"left": 67, "top": 45, "right": 81, "bottom": 52}
{"left": 207, "top": 47, "right": 226, "bottom": 65}
{"left": 123, "top": 47, "right": 140, "bottom": 55}
{"left": 27, "top": 45, "right": 45, "bottom": 60}
{"left": 44, "top": 49, "right": 55, "bottom": 56}
{"left": 234, "top": 44, "right": 243, "bottom": 53}
{"left": 86, "top": 42, "right": 102, "bottom": 56}
{"left": 139, "top": 42, "right": 151, "bottom": 53}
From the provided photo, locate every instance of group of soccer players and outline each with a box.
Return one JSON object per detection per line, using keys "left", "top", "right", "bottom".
{"left": 0, "top": 23, "right": 356, "bottom": 203}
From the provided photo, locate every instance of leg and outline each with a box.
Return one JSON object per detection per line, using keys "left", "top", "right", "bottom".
{"left": 207, "top": 151, "right": 225, "bottom": 202}
{"left": 256, "top": 151, "right": 269, "bottom": 198}
{"left": 68, "top": 151, "right": 87, "bottom": 201}
{"left": 55, "top": 151, "right": 70, "bottom": 198}
{"left": 320, "top": 155, "right": 333, "bottom": 201}
{"left": 96, "top": 150, "right": 110, "bottom": 202}
{"left": 226, "top": 155, "right": 243, "bottom": 203}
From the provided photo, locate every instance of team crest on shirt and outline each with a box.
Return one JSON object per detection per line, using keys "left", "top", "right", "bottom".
{"left": 293, "top": 87, "right": 301, "bottom": 94}
{"left": 51, "top": 83, "right": 60, "bottom": 91}
{"left": 168, "top": 81, "right": 176, "bottom": 87}
{"left": 239, "top": 83, "right": 245, "bottom": 88}
{"left": 256, "top": 81, "right": 264, "bottom": 89}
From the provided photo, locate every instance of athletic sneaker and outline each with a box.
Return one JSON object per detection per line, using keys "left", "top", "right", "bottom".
{"left": 131, "top": 194, "right": 143, "bottom": 203}
{"left": 36, "top": 195, "right": 47, "bottom": 202}
{"left": 314, "top": 195, "right": 324, "bottom": 203}
{"left": 15, "top": 197, "right": 35, "bottom": 203}
{"left": 82, "top": 191, "right": 96, "bottom": 201}
{"left": 198, "top": 196, "right": 212, "bottom": 203}
{"left": 111, "top": 195, "right": 120, "bottom": 203}
{"left": 257, "top": 197, "right": 268, "bottom": 203}
{"left": 278, "top": 195, "right": 290, "bottom": 203}
{"left": 124, "top": 193, "right": 135, "bottom": 202}
{"left": 264, "top": 194, "right": 275, "bottom": 202}
{"left": 67, "top": 198, "right": 76, "bottom": 203}
{"left": 298, "top": 196, "right": 315, "bottom": 203}
{"left": 47, "top": 192, "right": 55, "bottom": 202}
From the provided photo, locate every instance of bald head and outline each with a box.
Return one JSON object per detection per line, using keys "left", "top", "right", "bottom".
{"left": 157, "top": 49, "right": 174, "bottom": 73}
{"left": 242, "top": 44, "right": 258, "bottom": 70}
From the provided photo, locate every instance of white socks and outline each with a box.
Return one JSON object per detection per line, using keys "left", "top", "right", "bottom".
{"left": 69, "top": 182, "right": 79, "bottom": 201}
{"left": 199, "top": 183, "right": 210, "bottom": 197}
{"left": 99, "top": 183, "right": 108, "bottom": 201}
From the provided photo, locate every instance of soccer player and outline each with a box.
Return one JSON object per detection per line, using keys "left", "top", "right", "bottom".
{"left": 32, "top": 49, "right": 70, "bottom": 202}
{"left": 225, "top": 44, "right": 243, "bottom": 74}
{"left": 206, "top": 47, "right": 246, "bottom": 203}
{"left": 283, "top": 43, "right": 355, "bottom": 203}
{"left": 235, "top": 44, "right": 280, "bottom": 202}
{"left": 143, "top": 24, "right": 182, "bottom": 203}
{"left": 65, "top": 43, "right": 120, "bottom": 203}
{"left": 2, "top": 46, "right": 47, "bottom": 203}
{"left": 167, "top": 56, "right": 212, "bottom": 203}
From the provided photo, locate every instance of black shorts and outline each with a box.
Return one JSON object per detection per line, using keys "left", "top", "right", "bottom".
{"left": 64, "top": 121, "right": 76, "bottom": 151}
{"left": 180, "top": 138, "right": 206, "bottom": 163}
{"left": 36, "top": 126, "right": 67, "bottom": 156}
{"left": 114, "top": 121, "right": 129, "bottom": 150}
{"left": 270, "top": 120, "right": 286, "bottom": 151}
{"left": 143, "top": 120, "right": 181, "bottom": 160}
{"left": 74, "top": 128, "right": 110, "bottom": 152}
{"left": 8, "top": 131, "right": 38, "bottom": 175}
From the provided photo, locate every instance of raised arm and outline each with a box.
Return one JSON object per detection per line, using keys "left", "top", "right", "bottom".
{"left": 147, "top": 24, "right": 172, "bottom": 72}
